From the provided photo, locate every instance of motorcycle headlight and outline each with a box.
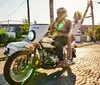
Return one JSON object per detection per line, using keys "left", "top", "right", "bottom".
{"left": 4, "top": 47, "right": 10, "bottom": 55}
{"left": 28, "top": 30, "right": 36, "bottom": 41}
{"left": 4, "top": 47, "right": 8, "bottom": 51}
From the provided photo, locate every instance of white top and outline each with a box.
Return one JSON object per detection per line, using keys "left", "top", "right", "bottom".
{"left": 69, "top": 20, "right": 82, "bottom": 35}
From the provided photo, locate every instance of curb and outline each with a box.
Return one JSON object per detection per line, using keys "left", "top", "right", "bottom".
{"left": 0, "top": 56, "right": 8, "bottom": 61}
{"left": 76, "top": 43, "right": 95, "bottom": 48}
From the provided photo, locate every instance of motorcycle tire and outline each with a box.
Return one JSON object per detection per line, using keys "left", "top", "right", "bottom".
{"left": 3, "top": 51, "right": 36, "bottom": 85}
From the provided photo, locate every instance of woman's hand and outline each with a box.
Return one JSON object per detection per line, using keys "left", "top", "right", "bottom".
{"left": 88, "top": 0, "right": 92, "bottom": 7}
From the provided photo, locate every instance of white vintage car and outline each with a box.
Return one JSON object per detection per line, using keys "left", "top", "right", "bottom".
{"left": 4, "top": 24, "right": 49, "bottom": 57}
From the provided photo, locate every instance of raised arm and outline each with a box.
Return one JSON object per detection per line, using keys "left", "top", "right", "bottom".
{"left": 81, "top": 0, "right": 92, "bottom": 24}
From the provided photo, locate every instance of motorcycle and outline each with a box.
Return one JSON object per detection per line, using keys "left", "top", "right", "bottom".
{"left": 3, "top": 24, "right": 76, "bottom": 85}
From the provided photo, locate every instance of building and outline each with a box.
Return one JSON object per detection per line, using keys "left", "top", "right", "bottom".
{"left": 80, "top": 25, "right": 98, "bottom": 34}
{"left": 0, "top": 24, "right": 24, "bottom": 32}
{"left": 0, "top": 23, "right": 98, "bottom": 33}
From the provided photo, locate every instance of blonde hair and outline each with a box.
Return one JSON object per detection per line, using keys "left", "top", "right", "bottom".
{"left": 73, "top": 11, "right": 82, "bottom": 20}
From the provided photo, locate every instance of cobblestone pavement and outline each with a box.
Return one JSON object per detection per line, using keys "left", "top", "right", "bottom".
{"left": 71, "top": 44, "right": 100, "bottom": 85}
{"left": 0, "top": 44, "right": 100, "bottom": 85}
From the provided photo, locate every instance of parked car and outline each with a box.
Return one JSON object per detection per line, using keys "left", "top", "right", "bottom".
{"left": 75, "top": 30, "right": 82, "bottom": 43}
{"left": 75, "top": 30, "right": 82, "bottom": 35}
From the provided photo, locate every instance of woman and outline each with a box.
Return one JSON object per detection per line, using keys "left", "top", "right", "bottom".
{"left": 70, "top": 1, "right": 92, "bottom": 42}
{"left": 65, "top": 1, "right": 92, "bottom": 64}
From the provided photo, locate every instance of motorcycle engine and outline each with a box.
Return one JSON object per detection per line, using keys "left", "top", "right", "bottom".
{"left": 44, "top": 54, "right": 59, "bottom": 66}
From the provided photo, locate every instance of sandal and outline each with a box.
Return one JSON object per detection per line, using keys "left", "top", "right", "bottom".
{"left": 56, "top": 61, "right": 64, "bottom": 68}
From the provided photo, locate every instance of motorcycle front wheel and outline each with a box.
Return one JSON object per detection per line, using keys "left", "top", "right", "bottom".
{"left": 3, "top": 51, "right": 37, "bottom": 85}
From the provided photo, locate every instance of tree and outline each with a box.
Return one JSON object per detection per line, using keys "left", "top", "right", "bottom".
{"left": 95, "top": 25, "right": 100, "bottom": 40}
{"left": 87, "top": 26, "right": 94, "bottom": 37}
{"left": 20, "top": 19, "right": 29, "bottom": 35}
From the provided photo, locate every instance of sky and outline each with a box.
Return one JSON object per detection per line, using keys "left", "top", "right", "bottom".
{"left": 0, "top": 0, "right": 100, "bottom": 25}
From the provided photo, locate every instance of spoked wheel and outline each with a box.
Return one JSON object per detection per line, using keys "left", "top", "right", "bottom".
{"left": 3, "top": 50, "right": 39, "bottom": 85}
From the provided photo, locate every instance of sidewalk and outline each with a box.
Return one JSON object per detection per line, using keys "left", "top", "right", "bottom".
{"left": 76, "top": 41, "right": 95, "bottom": 47}
{"left": 76, "top": 41, "right": 100, "bottom": 47}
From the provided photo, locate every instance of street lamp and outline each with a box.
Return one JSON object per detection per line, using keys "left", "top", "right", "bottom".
{"left": 97, "top": 2, "right": 100, "bottom": 4}
{"left": 85, "top": 15, "right": 92, "bottom": 18}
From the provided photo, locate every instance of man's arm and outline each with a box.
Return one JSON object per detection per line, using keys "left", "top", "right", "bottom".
{"left": 65, "top": 20, "right": 72, "bottom": 33}
{"left": 81, "top": 1, "right": 92, "bottom": 24}
{"left": 48, "top": 21, "right": 56, "bottom": 35}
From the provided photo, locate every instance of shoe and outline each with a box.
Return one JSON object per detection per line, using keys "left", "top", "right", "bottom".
{"left": 56, "top": 61, "right": 64, "bottom": 68}
{"left": 65, "top": 59, "right": 74, "bottom": 65}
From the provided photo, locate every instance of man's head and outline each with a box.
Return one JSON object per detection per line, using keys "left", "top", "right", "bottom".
{"left": 57, "top": 7, "right": 67, "bottom": 20}
{"left": 73, "top": 11, "right": 82, "bottom": 22}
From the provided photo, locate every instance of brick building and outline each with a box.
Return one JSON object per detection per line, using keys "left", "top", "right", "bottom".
{"left": 79, "top": 25, "right": 98, "bottom": 34}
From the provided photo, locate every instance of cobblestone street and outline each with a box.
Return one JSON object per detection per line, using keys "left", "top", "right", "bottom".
{"left": 71, "top": 44, "right": 100, "bottom": 85}
{"left": 0, "top": 44, "right": 100, "bottom": 85}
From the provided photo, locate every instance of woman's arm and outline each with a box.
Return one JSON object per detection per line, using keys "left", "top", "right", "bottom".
{"left": 81, "top": 1, "right": 92, "bottom": 24}
{"left": 66, "top": 21, "right": 72, "bottom": 59}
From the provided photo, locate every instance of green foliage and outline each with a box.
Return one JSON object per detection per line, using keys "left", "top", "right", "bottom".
{"left": 0, "top": 29, "right": 6, "bottom": 34}
{"left": 0, "top": 29, "right": 7, "bottom": 43}
{"left": 6, "top": 36, "right": 17, "bottom": 43}
{"left": 16, "top": 31, "right": 22, "bottom": 39}
{"left": 95, "top": 25, "right": 100, "bottom": 40}
{"left": 16, "top": 37, "right": 24, "bottom": 41}
{"left": 19, "top": 19, "right": 29, "bottom": 35}
{"left": 0, "top": 19, "right": 29, "bottom": 45}
{"left": 0, "top": 29, "right": 17, "bottom": 44}
{"left": 87, "top": 28, "right": 94, "bottom": 37}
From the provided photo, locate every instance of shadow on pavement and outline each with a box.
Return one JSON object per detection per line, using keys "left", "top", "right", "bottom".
{"left": 95, "top": 41, "right": 100, "bottom": 45}
{"left": 0, "top": 67, "right": 76, "bottom": 85}
{"left": 0, "top": 73, "right": 9, "bottom": 85}
{"left": 25, "top": 67, "right": 76, "bottom": 85}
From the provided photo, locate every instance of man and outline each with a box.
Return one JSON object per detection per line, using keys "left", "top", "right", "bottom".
{"left": 49, "top": 7, "right": 72, "bottom": 67}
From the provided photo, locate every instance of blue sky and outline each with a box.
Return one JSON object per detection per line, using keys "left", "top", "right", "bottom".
{"left": 0, "top": 0, "right": 100, "bottom": 25}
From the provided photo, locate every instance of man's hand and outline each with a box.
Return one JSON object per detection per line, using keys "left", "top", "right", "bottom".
{"left": 28, "top": 44, "right": 34, "bottom": 49}
{"left": 48, "top": 34, "right": 53, "bottom": 38}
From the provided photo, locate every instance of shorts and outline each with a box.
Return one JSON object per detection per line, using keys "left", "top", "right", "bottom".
{"left": 53, "top": 36, "right": 68, "bottom": 46}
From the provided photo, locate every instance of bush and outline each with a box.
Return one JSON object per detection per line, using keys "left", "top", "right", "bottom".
{"left": 20, "top": 25, "right": 29, "bottom": 35}
{"left": 0, "top": 29, "right": 6, "bottom": 34}
{"left": 87, "top": 28, "right": 94, "bottom": 37}
{"left": 19, "top": 19, "right": 29, "bottom": 35}
{"left": 0, "top": 29, "right": 17, "bottom": 44}
{"left": 0, "top": 29, "right": 7, "bottom": 43}
{"left": 6, "top": 36, "right": 17, "bottom": 43}
{"left": 16, "top": 31, "right": 25, "bottom": 41}
{"left": 95, "top": 25, "right": 100, "bottom": 40}
{"left": 16, "top": 31, "right": 22, "bottom": 39}
{"left": 15, "top": 19, "right": 29, "bottom": 41}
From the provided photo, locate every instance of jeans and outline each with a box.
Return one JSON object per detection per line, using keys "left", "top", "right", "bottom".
{"left": 53, "top": 36, "right": 67, "bottom": 61}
